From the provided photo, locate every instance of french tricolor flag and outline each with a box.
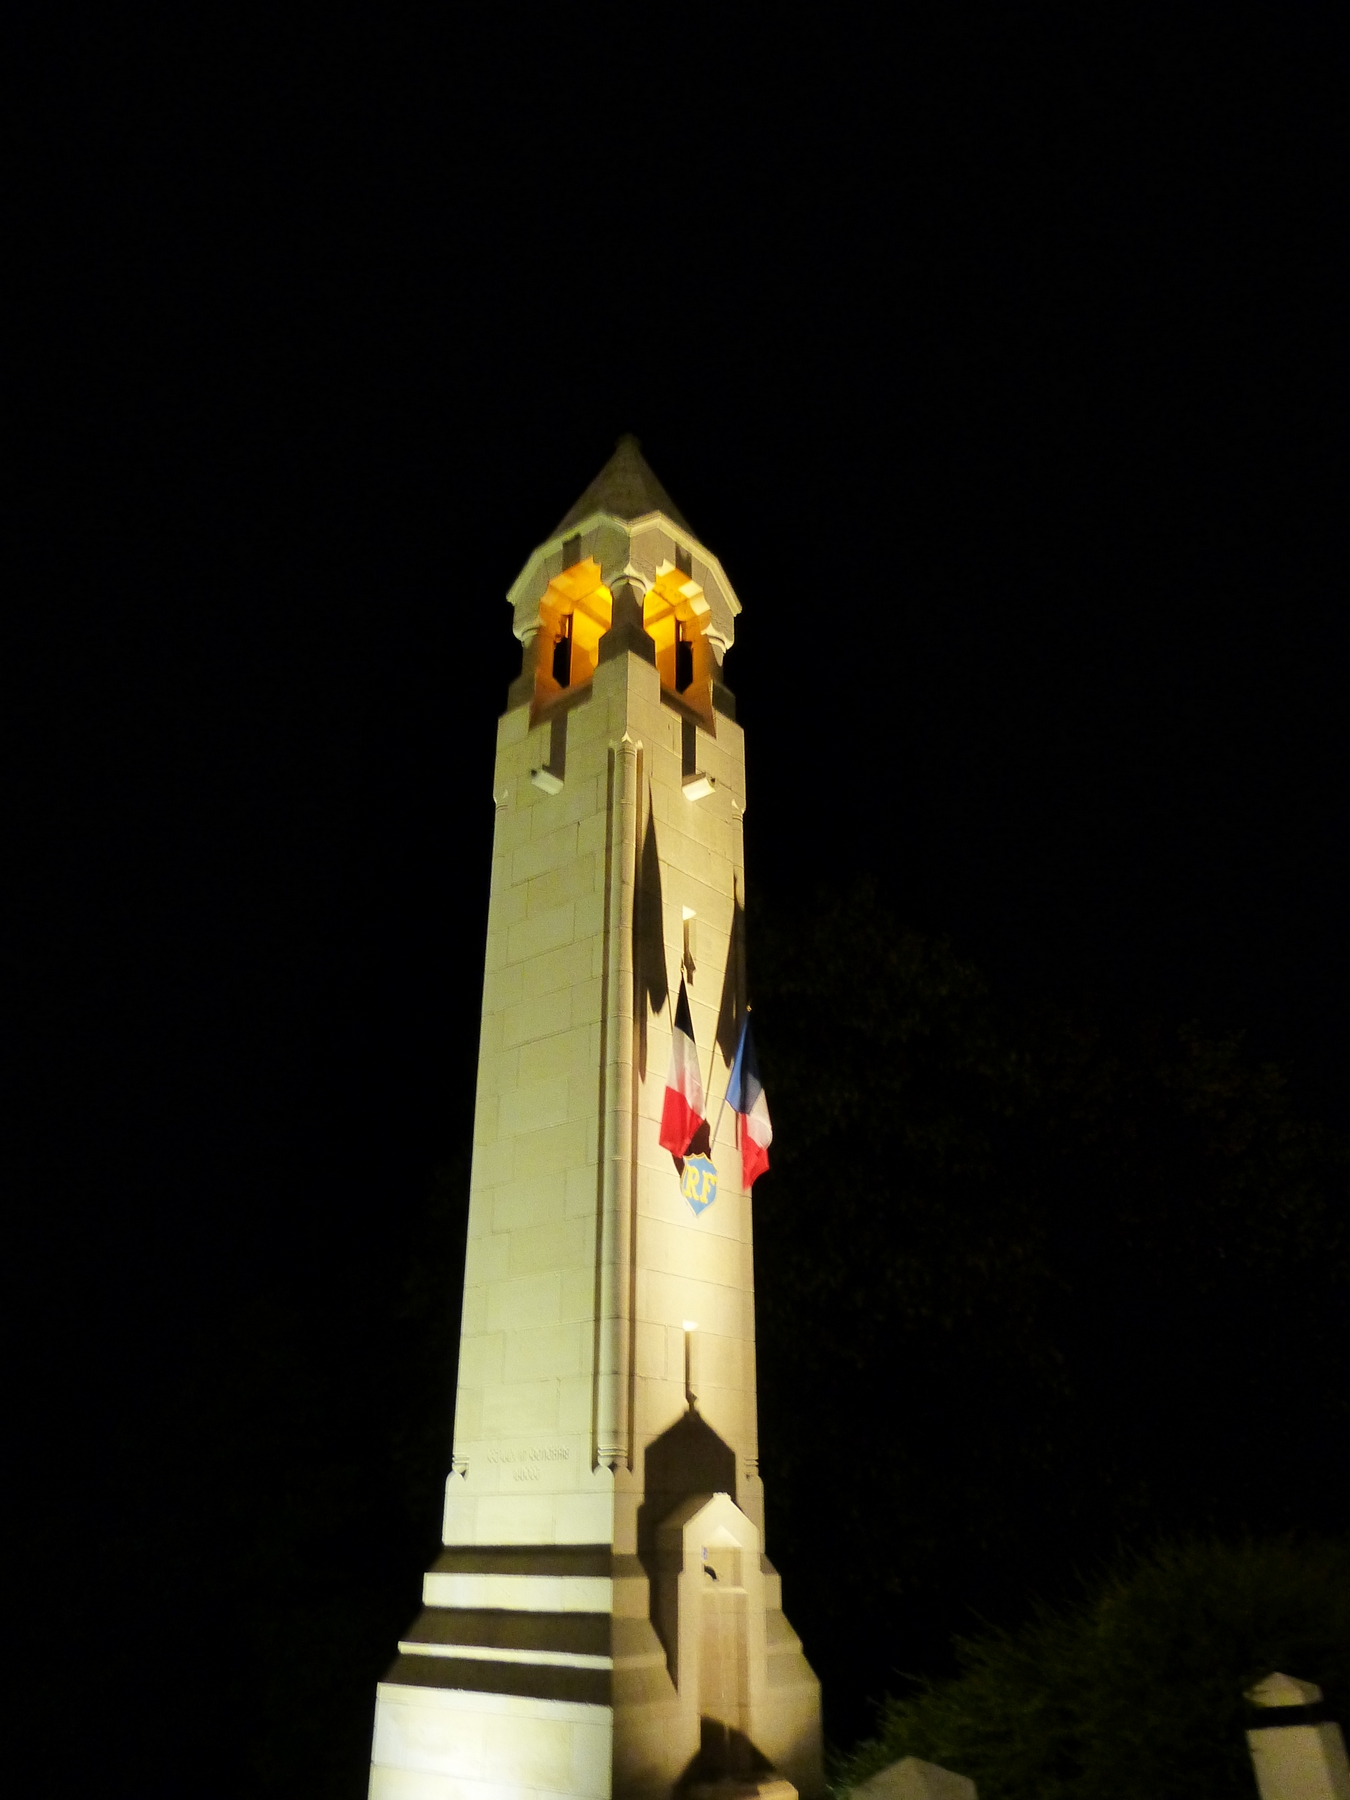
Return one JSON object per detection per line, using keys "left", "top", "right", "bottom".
{"left": 726, "top": 1013, "right": 772, "bottom": 1187}
{"left": 659, "top": 978, "right": 706, "bottom": 1157}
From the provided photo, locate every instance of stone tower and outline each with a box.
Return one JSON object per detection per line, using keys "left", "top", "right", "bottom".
{"left": 368, "top": 439, "right": 823, "bottom": 1800}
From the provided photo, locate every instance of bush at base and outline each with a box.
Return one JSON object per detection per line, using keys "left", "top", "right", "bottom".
{"left": 837, "top": 1539, "right": 1350, "bottom": 1800}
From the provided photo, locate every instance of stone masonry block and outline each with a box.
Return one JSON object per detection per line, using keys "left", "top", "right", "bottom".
{"left": 700, "top": 1330, "right": 745, "bottom": 1391}
{"left": 503, "top": 988, "right": 573, "bottom": 1048}
{"left": 469, "top": 1139, "right": 513, "bottom": 1191}
{"left": 486, "top": 1271, "right": 562, "bottom": 1333}
{"left": 565, "top": 734, "right": 606, "bottom": 782}
{"left": 565, "top": 1162, "right": 599, "bottom": 1219}
{"left": 557, "top": 1373, "right": 595, "bottom": 1435}
{"left": 464, "top": 1235, "right": 511, "bottom": 1290}
{"left": 662, "top": 826, "right": 714, "bottom": 887}
{"left": 481, "top": 1381, "right": 560, "bottom": 1436}
{"left": 639, "top": 1268, "right": 722, "bottom": 1332}
{"left": 512, "top": 1116, "right": 590, "bottom": 1179}
{"left": 498, "top": 1074, "right": 569, "bottom": 1138}
{"left": 513, "top": 821, "right": 579, "bottom": 886}
{"left": 577, "top": 810, "right": 607, "bottom": 859}
{"left": 559, "top": 1263, "right": 597, "bottom": 1323}
{"left": 554, "top": 1492, "right": 615, "bottom": 1553}
{"left": 567, "top": 1073, "right": 601, "bottom": 1124}
{"left": 708, "top": 1282, "right": 750, "bottom": 1346}
{"left": 685, "top": 1184, "right": 747, "bottom": 1246}
{"left": 479, "top": 1493, "right": 562, "bottom": 1546}
{"left": 517, "top": 1025, "right": 593, "bottom": 1087}
{"left": 635, "top": 1319, "right": 667, "bottom": 1378}
{"left": 551, "top": 774, "right": 601, "bottom": 831}
{"left": 528, "top": 850, "right": 598, "bottom": 915}
{"left": 368, "top": 1757, "right": 469, "bottom": 1797}
{"left": 636, "top": 1377, "right": 687, "bottom": 1447}
{"left": 497, "top": 707, "right": 530, "bottom": 749}
{"left": 697, "top": 1389, "right": 747, "bottom": 1464}
{"left": 458, "top": 1331, "right": 506, "bottom": 1387}
{"left": 476, "top": 1008, "right": 505, "bottom": 1058}
{"left": 482, "top": 962, "right": 524, "bottom": 1013}
{"left": 371, "top": 1702, "right": 481, "bottom": 1782}
{"left": 515, "top": 938, "right": 592, "bottom": 1000}
{"left": 636, "top": 1162, "right": 689, "bottom": 1226}
{"left": 573, "top": 889, "right": 605, "bottom": 941}
{"left": 508, "top": 1217, "right": 587, "bottom": 1277}
{"left": 566, "top": 699, "right": 607, "bottom": 747}
{"left": 459, "top": 1286, "right": 487, "bottom": 1335}
{"left": 491, "top": 1172, "right": 565, "bottom": 1234}
{"left": 475, "top": 1046, "right": 519, "bottom": 1102}
{"left": 504, "top": 1321, "right": 584, "bottom": 1382}
{"left": 453, "top": 1386, "right": 481, "bottom": 1444}
{"left": 507, "top": 901, "right": 575, "bottom": 965}
{"left": 493, "top": 804, "right": 534, "bottom": 853}
{"left": 569, "top": 977, "right": 604, "bottom": 1029}
{"left": 491, "top": 885, "right": 529, "bottom": 932}
{"left": 642, "top": 1216, "right": 743, "bottom": 1288}
{"left": 479, "top": 1711, "right": 575, "bottom": 1790}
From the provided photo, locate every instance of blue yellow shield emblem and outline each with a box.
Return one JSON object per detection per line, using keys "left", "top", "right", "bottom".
{"left": 681, "top": 1155, "right": 718, "bottom": 1216}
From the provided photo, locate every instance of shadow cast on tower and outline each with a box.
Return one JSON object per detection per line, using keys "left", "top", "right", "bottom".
{"left": 636, "top": 1405, "right": 737, "bottom": 1671}
{"left": 635, "top": 788, "right": 668, "bottom": 1083}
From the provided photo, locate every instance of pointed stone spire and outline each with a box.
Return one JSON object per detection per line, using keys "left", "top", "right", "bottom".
{"left": 554, "top": 433, "right": 692, "bottom": 535}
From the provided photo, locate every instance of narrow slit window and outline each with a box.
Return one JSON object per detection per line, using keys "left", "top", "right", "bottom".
{"left": 682, "top": 907, "right": 696, "bottom": 984}
{"left": 675, "top": 620, "right": 694, "bottom": 693}
{"left": 552, "top": 611, "right": 572, "bottom": 687}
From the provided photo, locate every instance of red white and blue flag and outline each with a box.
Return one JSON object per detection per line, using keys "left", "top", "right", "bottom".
{"left": 726, "top": 1013, "right": 772, "bottom": 1187}
{"left": 659, "top": 978, "right": 705, "bottom": 1157}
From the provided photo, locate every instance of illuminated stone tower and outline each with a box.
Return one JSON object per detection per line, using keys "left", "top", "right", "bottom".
{"left": 368, "top": 439, "right": 822, "bottom": 1800}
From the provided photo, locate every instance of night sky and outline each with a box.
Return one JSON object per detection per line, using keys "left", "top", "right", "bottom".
{"left": 16, "top": 10, "right": 1348, "bottom": 1795}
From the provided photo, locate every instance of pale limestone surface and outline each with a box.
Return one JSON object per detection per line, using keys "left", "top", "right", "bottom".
{"left": 1251, "top": 1675, "right": 1327, "bottom": 1710}
{"left": 854, "top": 1759, "right": 978, "bottom": 1800}
{"left": 371, "top": 1686, "right": 611, "bottom": 1800}
{"left": 368, "top": 463, "right": 823, "bottom": 1800}
{"left": 1247, "top": 1726, "right": 1350, "bottom": 1800}
{"left": 1247, "top": 1672, "right": 1350, "bottom": 1800}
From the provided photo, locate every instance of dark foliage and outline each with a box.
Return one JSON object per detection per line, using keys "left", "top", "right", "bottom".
{"left": 749, "top": 883, "right": 1350, "bottom": 1748}
{"left": 837, "top": 1538, "right": 1350, "bottom": 1800}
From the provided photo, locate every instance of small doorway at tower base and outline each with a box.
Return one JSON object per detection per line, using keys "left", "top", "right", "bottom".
{"left": 657, "top": 1492, "right": 807, "bottom": 1800}
{"left": 681, "top": 1714, "right": 791, "bottom": 1799}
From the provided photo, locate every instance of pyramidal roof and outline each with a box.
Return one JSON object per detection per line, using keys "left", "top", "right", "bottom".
{"left": 554, "top": 434, "right": 693, "bottom": 536}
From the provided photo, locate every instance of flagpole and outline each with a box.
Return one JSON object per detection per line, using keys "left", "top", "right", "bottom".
{"left": 710, "top": 1006, "right": 749, "bottom": 1154}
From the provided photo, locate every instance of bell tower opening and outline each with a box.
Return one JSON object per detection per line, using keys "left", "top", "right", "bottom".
{"left": 529, "top": 554, "right": 613, "bottom": 716}
{"left": 524, "top": 549, "right": 719, "bottom": 731}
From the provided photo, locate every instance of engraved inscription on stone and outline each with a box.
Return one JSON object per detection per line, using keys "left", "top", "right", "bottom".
{"left": 485, "top": 1445, "right": 571, "bottom": 1482}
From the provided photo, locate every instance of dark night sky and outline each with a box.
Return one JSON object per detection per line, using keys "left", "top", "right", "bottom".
{"left": 14, "top": 7, "right": 1349, "bottom": 1792}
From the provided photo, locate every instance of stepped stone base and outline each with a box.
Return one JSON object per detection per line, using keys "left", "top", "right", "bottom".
{"left": 369, "top": 1501, "right": 821, "bottom": 1800}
